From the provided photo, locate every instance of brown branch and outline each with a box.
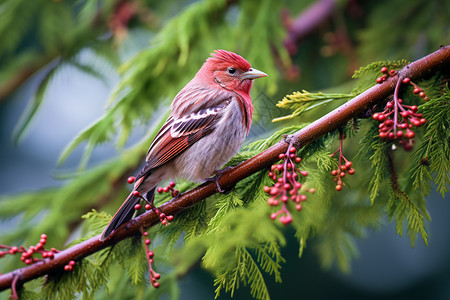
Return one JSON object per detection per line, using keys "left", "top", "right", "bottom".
{"left": 0, "top": 45, "right": 449, "bottom": 292}
{"left": 283, "top": 0, "right": 336, "bottom": 55}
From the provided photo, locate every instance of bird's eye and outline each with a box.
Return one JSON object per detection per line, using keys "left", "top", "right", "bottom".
{"left": 227, "top": 67, "right": 236, "bottom": 74}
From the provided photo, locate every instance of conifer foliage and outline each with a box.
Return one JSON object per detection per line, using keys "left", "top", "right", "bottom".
{"left": 0, "top": 0, "right": 449, "bottom": 299}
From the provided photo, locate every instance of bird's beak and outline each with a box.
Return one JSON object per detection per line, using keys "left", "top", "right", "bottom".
{"left": 241, "top": 68, "right": 268, "bottom": 80}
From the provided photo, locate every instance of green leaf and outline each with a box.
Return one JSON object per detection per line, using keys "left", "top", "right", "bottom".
{"left": 274, "top": 90, "right": 353, "bottom": 122}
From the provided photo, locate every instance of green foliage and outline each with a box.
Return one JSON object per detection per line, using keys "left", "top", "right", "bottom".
{"left": 409, "top": 87, "right": 450, "bottom": 196}
{"left": 274, "top": 90, "right": 354, "bottom": 122}
{"left": 357, "top": 0, "right": 450, "bottom": 62}
{"left": 0, "top": 0, "right": 119, "bottom": 143}
{"left": 387, "top": 187, "right": 428, "bottom": 247}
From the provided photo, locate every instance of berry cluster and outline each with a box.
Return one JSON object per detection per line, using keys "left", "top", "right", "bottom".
{"left": 0, "top": 234, "right": 76, "bottom": 272}
{"left": 330, "top": 132, "right": 355, "bottom": 191}
{"left": 140, "top": 228, "right": 160, "bottom": 288}
{"left": 156, "top": 181, "right": 180, "bottom": 198}
{"left": 264, "top": 146, "right": 315, "bottom": 225}
{"left": 374, "top": 67, "right": 428, "bottom": 151}
{"left": 127, "top": 177, "right": 175, "bottom": 226}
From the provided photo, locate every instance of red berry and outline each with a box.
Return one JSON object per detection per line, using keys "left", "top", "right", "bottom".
{"left": 278, "top": 153, "right": 285, "bottom": 159}
{"left": 132, "top": 191, "right": 140, "bottom": 197}
{"left": 373, "top": 113, "right": 380, "bottom": 120}
{"left": 402, "top": 78, "right": 410, "bottom": 84}
{"left": 376, "top": 77, "right": 383, "bottom": 84}
{"left": 163, "top": 187, "right": 169, "bottom": 193}
{"left": 69, "top": 260, "right": 76, "bottom": 266}
{"left": 270, "top": 213, "right": 277, "bottom": 220}
{"left": 145, "top": 239, "right": 151, "bottom": 245}
{"left": 406, "top": 130, "right": 415, "bottom": 138}
{"left": 379, "top": 132, "right": 388, "bottom": 139}
{"left": 145, "top": 204, "right": 151, "bottom": 210}
{"left": 331, "top": 170, "right": 338, "bottom": 176}
{"left": 420, "top": 118, "right": 427, "bottom": 125}
{"left": 148, "top": 250, "right": 154, "bottom": 258}
{"left": 289, "top": 147, "right": 296, "bottom": 153}
{"left": 389, "top": 69, "right": 396, "bottom": 76}
{"left": 152, "top": 282, "right": 160, "bottom": 288}
{"left": 344, "top": 161, "right": 352, "bottom": 169}
{"left": 169, "top": 181, "right": 176, "bottom": 188}
{"left": 154, "top": 273, "right": 161, "bottom": 279}
{"left": 410, "top": 105, "right": 418, "bottom": 112}
{"left": 339, "top": 172, "right": 346, "bottom": 178}
{"left": 167, "top": 215, "right": 174, "bottom": 221}
{"left": 134, "top": 204, "right": 142, "bottom": 210}
{"left": 41, "top": 234, "right": 47, "bottom": 239}
{"left": 419, "top": 92, "right": 425, "bottom": 98}
{"left": 348, "top": 168, "right": 355, "bottom": 175}
{"left": 335, "top": 185, "right": 343, "bottom": 191}
{"left": 381, "top": 67, "right": 388, "bottom": 73}
{"left": 127, "top": 176, "right": 136, "bottom": 184}
{"left": 157, "top": 187, "right": 163, "bottom": 193}
{"left": 377, "top": 114, "right": 386, "bottom": 121}
{"left": 161, "top": 219, "right": 168, "bottom": 226}
{"left": 309, "top": 188, "right": 316, "bottom": 193}
{"left": 300, "top": 171, "right": 308, "bottom": 177}
{"left": 413, "top": 88, "right": 420, "bottom": 94}
{"left": 388, "top": 132, "right": 395, "bottom": 140}
{"left": 401, "top": 111, "right": 410, "bottom": 118}
{"left": 396, "top": 131, "right": 403, "bottom": 138}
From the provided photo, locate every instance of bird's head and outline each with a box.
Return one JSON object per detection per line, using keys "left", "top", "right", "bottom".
{"left": 203, "top": 50, "right": 267, "bottom": 95}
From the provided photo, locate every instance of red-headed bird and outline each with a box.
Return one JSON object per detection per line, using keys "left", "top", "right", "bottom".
{"left": 100, "top": 50, "right": 267, "bottom": 240}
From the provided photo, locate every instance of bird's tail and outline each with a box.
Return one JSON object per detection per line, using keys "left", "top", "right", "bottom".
{"left": 100, "top": 188, "right": 155, "bottom": 241}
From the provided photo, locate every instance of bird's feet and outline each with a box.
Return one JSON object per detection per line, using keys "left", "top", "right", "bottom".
{"left": 206, "top": 166, "right": 234, "bottom": 193}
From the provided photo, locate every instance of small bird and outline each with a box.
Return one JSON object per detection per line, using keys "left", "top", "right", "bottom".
{"left": 100, "top": 50, "right": 267, "bottom": 240}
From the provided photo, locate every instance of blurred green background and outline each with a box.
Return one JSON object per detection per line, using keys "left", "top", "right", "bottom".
{"left": 0, "top": 0, "right": 449, "bottom": 299}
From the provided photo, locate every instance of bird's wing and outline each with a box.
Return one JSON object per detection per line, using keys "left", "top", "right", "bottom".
{"left": 136, "top": 98, "right": 232, "bottom": 180}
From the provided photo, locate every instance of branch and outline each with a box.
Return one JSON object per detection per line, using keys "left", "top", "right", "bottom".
{"left": 0, "top": 45, "right": 449, "bottom": 292}
{"left": 283, "top": 0, "right": 336, "bottom": 55}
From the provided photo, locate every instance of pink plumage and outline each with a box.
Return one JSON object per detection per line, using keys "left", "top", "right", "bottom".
{"left": 100, "top": 50, "right": 267, "bottom": 240}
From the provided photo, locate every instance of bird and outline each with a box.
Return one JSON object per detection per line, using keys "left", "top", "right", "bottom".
{"left": 100, "top": 50, "right": 267, "bottom": 241}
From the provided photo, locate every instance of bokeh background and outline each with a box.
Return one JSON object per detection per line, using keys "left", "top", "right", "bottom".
{"left": 1, "top": 0, "right": 449, "bottom": 299}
